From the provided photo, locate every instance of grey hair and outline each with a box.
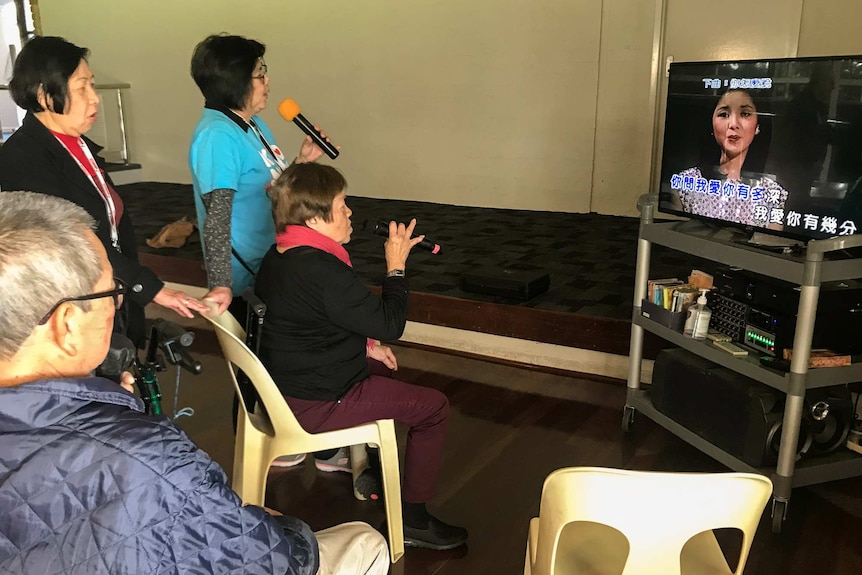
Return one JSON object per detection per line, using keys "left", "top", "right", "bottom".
{"left": 0, "top": 191, "right": 101, "bottom": 360}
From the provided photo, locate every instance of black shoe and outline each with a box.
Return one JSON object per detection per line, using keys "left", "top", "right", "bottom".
{"left": 353, "top": 467, "right": 382, "bottom": 501}
{"left": 403, "top": 515, "right": 468, "bottom": 551}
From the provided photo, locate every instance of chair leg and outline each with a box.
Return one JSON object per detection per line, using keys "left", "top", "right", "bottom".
{"left": 233, "top": 454, "right": 269, "bottom": 506}
{"left": 232, "top": 429, "right": 247, "bottom": 501}
{"left": 249, "top": 460, "right": 270, "bottom": 507}
{"left": 377, "top": 434, "right": 404, "bottom": 563}
{"left": 232, "top": 422, "right": 269, "bottom": 506}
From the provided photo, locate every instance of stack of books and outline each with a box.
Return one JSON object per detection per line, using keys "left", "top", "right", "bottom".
{"left": 642, "top": 270, "right": 715, "bottom": 333}
{"left": 647, "top": 278, "right": 699, "bottom": 313}
{"left": 647, "top": 270, "right": 714, "bottom": 313}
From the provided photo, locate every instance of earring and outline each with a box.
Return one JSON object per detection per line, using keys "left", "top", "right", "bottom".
{"left": 755, "top": 126, "right": 761, "bottom": 135}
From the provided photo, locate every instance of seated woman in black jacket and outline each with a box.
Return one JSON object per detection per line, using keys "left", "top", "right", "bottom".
{"left": 255, "top": 163, "right": 467, "bottom": 551}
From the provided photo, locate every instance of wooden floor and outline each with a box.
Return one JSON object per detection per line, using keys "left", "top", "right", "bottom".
{"left": 162, "top": 322, "right": 862, "bottom": 575}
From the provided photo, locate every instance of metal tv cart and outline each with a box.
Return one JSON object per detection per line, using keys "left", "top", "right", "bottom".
{"left": 623, "top": 194, "right": 862, "bottom": 533}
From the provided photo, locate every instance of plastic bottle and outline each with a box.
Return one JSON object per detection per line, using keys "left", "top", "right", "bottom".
{"left": 683, "top": 289, "right": 712, "bottom": 340}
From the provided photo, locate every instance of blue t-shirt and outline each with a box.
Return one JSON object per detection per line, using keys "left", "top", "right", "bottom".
{"left": 189, "top": 107, "right": 289, "bottom": 295}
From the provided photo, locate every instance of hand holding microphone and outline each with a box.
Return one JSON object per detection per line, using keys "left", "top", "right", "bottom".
{"left": 364, "top": 219, "right": 442, "bottom": 254}
{"left": 278, "top": 98, "right": 340, "bottom": 160}
{"left": 379, "top": 219, "right": 426, "bottom": 275}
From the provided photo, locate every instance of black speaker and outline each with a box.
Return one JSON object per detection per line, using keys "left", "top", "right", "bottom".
{"left": 460, "top": 265, "right": 550, "bottom": 301}
{"left": 805, "top": 386, "right": 854, "bottom": 455}
{"left": 651, "top": 349, "right": 814, "bottom": 467}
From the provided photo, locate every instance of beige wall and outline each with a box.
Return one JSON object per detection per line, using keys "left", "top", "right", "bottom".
{"left": 590, "top": 0, "right": 660, "bottom": 215}
{"left": 663, "top": 0, "right": 804, "bottom": 62}
{"left": 798, "top": 0, "right": 862, "bottom": 56}
{"left": 36, "top": 0, "right": 862, "bottom": 217}
{"left": 38, "top": 0, "right": 604, "bottom": 213}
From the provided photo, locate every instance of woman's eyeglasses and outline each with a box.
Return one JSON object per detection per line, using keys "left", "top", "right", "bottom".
{"left": 252, "top": 63, "right": 268, "bottom": 81}
{"left": 38, "top": 277, "right": 127, "bottom": 325}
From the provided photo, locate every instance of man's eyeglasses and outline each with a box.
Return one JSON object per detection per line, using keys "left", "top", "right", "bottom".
{"left": 252, "top": 63, "right": 268, "bottom": 81}
{"left": 38, "top": 278, "right": 127, "bottom": 325}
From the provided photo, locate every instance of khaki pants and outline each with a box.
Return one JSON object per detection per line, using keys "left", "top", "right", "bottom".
{"left": 315, "top": 521, "right": 390, "bottom": 575}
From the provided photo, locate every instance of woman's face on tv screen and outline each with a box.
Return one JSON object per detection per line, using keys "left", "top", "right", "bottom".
{"left": 712, "top": 90, "right": 758, "bottom": 159}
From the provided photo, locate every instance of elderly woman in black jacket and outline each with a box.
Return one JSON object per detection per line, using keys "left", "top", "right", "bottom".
{"left": 256, "top": 163, "right": 468, "bottom": 551}
{"left": 0, "top": 36, "right": 208, "bottom": 345}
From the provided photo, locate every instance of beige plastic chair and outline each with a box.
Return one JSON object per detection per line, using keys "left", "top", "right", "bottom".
{"left": 199, "top": 304, "right": 404, "bottom": 563}
{"left": 524, "top": 467, "right": 772, "bottom": 575}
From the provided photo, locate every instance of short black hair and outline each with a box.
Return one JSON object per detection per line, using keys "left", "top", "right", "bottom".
{"left": 9, "top": 36, "right": 89, "bottom": 113}
{"left": 191, "top": 34, "right": 265, "bottom": 110}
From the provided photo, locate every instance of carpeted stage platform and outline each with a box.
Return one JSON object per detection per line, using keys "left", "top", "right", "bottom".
{"left": 118, "top": 182, "right": 698, "bottom": 358}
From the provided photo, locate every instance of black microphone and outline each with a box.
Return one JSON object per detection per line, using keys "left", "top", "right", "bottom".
{"left": 278, "top": 98, "right": 339, "bottom": 159}
{"left": 363, "top": 219, "right": 441, "bottom": 254}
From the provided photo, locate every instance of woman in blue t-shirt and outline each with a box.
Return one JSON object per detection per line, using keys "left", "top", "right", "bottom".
{"left": 188, "top": 34, "right": 331, "bottom": 315}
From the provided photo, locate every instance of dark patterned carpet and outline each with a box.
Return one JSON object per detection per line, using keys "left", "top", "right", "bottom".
{"left": 116, "top": 182, "right": 703, "bottom": 320}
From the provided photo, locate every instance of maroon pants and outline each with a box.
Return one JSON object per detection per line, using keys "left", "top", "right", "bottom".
{"left": 284, "top": 361, "right": 450, "bottom": 503}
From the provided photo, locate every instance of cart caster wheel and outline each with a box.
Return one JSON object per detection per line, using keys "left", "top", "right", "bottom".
{"left": 622, "top": 406, "right": 636, "bottom": 433}
{"left": 771, "top": 499, "right": 787, "bottom": 534}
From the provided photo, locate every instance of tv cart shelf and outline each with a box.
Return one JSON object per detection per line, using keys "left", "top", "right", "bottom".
{"left": 624, "top": 194, "right": 862, "bottom": 533}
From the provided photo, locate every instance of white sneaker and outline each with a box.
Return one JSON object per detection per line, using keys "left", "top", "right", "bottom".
{"left": 314, "top": 447, "right": 352, "bottom": 473}
{"left": 270, "top": 453, "right": 307, "bottom": 468}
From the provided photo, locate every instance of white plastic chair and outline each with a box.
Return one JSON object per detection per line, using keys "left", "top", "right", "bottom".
{"left": 194, "top": 299, "right": 404, "bottom": 563}
{"left": 524, "top": 467, "right": 772, "bottom": 575}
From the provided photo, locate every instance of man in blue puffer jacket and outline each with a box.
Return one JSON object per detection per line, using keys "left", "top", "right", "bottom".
{"left": 0, "top": 192, "right": 389, "bottom": 575}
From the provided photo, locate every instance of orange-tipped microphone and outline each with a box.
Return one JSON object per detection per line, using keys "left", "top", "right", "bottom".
{"left": 277, "top": 98, "right": 339, "bottom": 159}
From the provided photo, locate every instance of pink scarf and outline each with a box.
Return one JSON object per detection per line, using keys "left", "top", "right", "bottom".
{"left": 275, "top": 224, "right": 376, "bottom": 353}
{"left": 275, "top": 224, "right": 352, "bottom": 267}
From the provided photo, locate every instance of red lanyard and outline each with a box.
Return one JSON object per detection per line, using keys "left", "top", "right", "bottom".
{"left": 57, "top": 136, "right": 121, "bottom": 251}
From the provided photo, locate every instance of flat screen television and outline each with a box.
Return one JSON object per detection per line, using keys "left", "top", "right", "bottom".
{"left": 658, "top": 55, "right": 862, "bottom": 242}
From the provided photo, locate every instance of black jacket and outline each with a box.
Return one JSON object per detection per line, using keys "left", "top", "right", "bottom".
{"left": 256, "top": 245, "right": 409, "bottom": 401}
{"left": 0, "top": 112, "right": 162, "bottom": 345}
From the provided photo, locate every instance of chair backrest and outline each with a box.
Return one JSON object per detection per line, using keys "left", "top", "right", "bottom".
{"left": 534, "top": 467, "right": 772, "bottom": 575}
{"left": 201, "top": 307, "right": 310, "bottom": 439}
